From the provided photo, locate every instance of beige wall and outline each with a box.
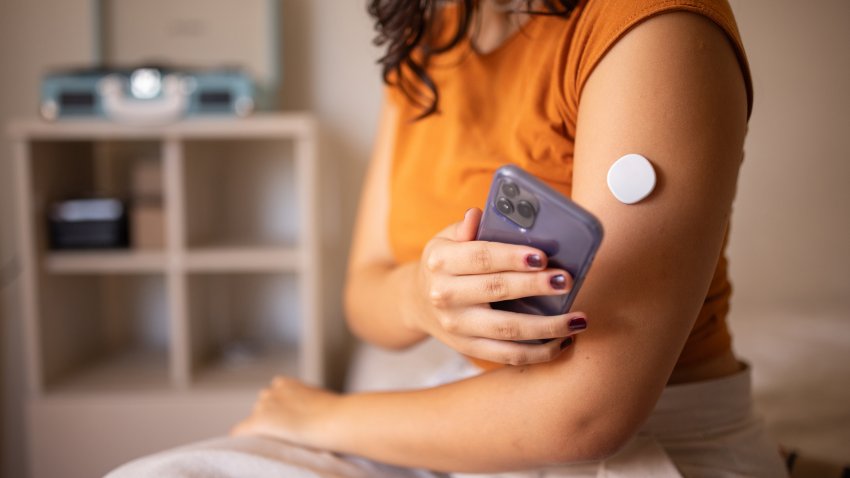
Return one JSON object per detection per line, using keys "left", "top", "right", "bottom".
{"left": 276, "top": 0, "right": 383, "bottom": 388}
{"left": 1, "top": 3, "right": 95, "bottom": 477}
{"left": 728, "top": 0, "right": 850, "bottom": 311}
{"left": 1, "top": 1, "right": 848, "bottom": 476}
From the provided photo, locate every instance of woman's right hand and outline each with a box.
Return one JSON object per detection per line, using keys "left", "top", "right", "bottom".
{"left": 408, "top": 208, "right": 589, "bottom": 366}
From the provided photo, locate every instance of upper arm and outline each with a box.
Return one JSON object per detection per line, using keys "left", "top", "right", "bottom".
{"left": 346, "top": 99, "right": 399, "bottom": 276}
{"left": 344, "top": 97, "right": 401, "bottom": 333}
{"left": 538, "top": 12, "right": 748, "bottom": 456}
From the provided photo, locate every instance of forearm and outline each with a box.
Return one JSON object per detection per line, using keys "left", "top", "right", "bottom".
{"left": 318, "top": 354, "right": 629, "bottom": 473}
{"left": 344, "top": 261, "right": 428, "bottom": 350}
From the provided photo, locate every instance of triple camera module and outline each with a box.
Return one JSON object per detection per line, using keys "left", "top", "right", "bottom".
{"left": 495, "top": 180, "right": 538, "bottom": 229}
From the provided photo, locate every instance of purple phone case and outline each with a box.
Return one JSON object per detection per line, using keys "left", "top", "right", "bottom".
{"left": 476, "top": 165, "right": 603, "bottom": 317}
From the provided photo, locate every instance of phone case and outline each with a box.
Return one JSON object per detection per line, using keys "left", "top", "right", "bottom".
{"left": 476, "top": 165, "right": 603, "bottom": 317}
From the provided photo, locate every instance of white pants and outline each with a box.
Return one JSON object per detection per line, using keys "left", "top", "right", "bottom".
{"left": 107, "top": 364, "right": 787, "bottom": 478}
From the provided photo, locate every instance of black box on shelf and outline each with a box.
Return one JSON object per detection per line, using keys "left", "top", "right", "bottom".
{"left": 48, "top": 198, "right": 129, "bottom": 250}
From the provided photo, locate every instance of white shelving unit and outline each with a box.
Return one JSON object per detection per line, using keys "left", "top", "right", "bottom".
{"left": 7, "top": 113, "right": 323, "bottom": 478}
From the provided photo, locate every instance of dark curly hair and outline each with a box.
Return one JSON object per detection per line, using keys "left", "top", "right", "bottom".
{"left": 368, "top": 0, "right": 578, "bottom": 119}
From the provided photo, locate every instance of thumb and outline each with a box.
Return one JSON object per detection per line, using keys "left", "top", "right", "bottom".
{"left": 453, "top": 208, "right": 482, "bottom": 242}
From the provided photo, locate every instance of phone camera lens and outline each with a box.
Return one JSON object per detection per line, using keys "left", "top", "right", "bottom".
{"left": 501, "top": 182, "right": 519, "bottom": 198}
{"left": 517, "top": 200, "right": 535, "bottom": 219}
{"left": 496, "top": 197, "right": 514, "bottom": 215}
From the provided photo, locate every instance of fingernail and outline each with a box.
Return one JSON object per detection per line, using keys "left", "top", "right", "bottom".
{"left": 568, "top": 317, "right": 587, "bottom": 331}
{"left": 560, "top": 336, "right": 574, "bottom": 350}
{"left": 526, "top": 254, "right": 543, "bottom": 268}
{"left": 550, "top": 274, "right": 567, "bottom": 290}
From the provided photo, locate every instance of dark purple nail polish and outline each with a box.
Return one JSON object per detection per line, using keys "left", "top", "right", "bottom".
{"left": 550, "top": 274, "right": 567, "bottom": 290}
{"left": 526, "top": 254, "right": 543, "bottom": 268}
{"left": 560, "top": 336, "right": 574, "bottom": 350}
{"left": 568, "top": 317, "right": 587, "bottom": 331}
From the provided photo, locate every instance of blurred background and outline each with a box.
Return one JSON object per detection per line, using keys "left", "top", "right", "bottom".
{"left": 0, "top": 1, "right": 847, "bottom": 477}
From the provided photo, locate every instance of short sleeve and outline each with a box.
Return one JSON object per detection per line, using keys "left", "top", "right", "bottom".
{"left": 563, "top": 0, "right": 754, "bottom": 120}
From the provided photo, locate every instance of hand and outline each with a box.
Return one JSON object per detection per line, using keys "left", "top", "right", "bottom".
{"left": 231, "top": 376, "right": 340, "bottom": 448}
{"left": 409, "top": 208, "right": 589, "bottom": 366}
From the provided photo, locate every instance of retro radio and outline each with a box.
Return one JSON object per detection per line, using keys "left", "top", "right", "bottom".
{"left": 40, "top": 66, "right": 256, "bottom": 123}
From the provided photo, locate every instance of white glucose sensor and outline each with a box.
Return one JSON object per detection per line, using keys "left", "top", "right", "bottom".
{"left": 607, "top": 154, "right": 656, "bottom": 205}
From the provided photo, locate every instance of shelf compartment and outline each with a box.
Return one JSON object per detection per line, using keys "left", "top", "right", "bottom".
{"left": 38, "top": 274, "right": 171, "bottom": 394}
{"left": 183, "top": 139, "right": 299, "bottom": 249}
{"left": 187, "top": 273, "right": 301, "bottom": 389}
{"left": 45, "top": 250, "right": 167, "bottom": 274}
{"left": 46, "top": 349, "right": 171, "bottom": 395}
{"left": 185, "top": 246, "right": 300, "bottom": 273}
{"left": 29, "top": 139, "right": 166, "bottom": 253}
{"left": 191, "top": 347, "right": 299, "bottom": 390}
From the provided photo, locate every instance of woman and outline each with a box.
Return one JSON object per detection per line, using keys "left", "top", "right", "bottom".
{"left": 112, "top": 0, "right": 787, "bottom": 476}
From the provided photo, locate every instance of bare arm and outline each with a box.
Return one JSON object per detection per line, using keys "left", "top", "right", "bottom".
{"left": 343, "top": 100, "right": 428, "bottom": 349}
{"left": 238, "top": 12, "right": 748, "bottom": 471}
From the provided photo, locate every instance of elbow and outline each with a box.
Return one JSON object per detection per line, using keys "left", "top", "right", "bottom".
{"left": 343, "top": 277, "right": 409, "bottom": 351}
{"left": 542, "top": 407, "right": 646, "bottom": 465}
{"left": 342, "top": 279, "right": 367, "bottom": 340}
{"left": 342, "top": 279, "right": 356, "bottom": 328}
{"left": 573, "top": 423, "right": 636, "bottom": 463}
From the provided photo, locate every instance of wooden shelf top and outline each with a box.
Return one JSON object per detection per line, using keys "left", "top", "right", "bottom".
{"left": 191, "top": 347, "right": 299, "bottom": 391}
{"left": 185, "top": 246, "right": 300, "bottom": 273}
{"left": 44, "top": 246, "right": 301, "bottom": 274}
{"left": 42, "top": 348, "right": 298, "bottom": 397}
{"left": 46, "top": 349, "right": 171, "bottom": 396}
{"left": 45, "top": 250, "right": 167, "bottom": 274}
{"left": 6, "top": 112, "right": 316, "bottom": 141}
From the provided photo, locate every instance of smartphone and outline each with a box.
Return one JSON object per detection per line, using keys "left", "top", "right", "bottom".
{"left": 476, "top": 165, "right": 603, "bottom": 320}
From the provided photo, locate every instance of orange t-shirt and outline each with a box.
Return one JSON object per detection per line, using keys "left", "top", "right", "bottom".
{"left": 386, "top": 0, "right": 753, "bottom": 371}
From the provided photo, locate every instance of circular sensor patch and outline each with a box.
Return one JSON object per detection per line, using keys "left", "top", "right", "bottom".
{"left": 607, "top": 154, "right": 656, "bottom": 205}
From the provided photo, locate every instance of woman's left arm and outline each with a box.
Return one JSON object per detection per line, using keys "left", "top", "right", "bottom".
{"left": 234, "top": 12, "right": 748, "bottom": 472}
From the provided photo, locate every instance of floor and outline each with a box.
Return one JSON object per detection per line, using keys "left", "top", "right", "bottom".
{"left": 348, "top": 303, "right": 850, "bottom": 466}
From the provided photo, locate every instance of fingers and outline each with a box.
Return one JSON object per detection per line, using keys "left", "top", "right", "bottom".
{"left": 428, "top": 269, "right": 573, "bottom": 308}
{"left": 435, "top": 208, "right": 480, "bottom": 241}
{"left": 461, "top": 333, "right": 577, "bottom": 366}
{"left": 425, "top": 239, "right": 549, "bottom": 275}
{"left": 438, "top": 307, "right": 588, "bottom": 342}
{"left": 453, "top": 208, "right": 482, "bottom": 241}
{"left": 423, "top": 208, "right": 587, "bottom": 367}
{"left": 429, "top": 208, "right": 548, "bottom": 275}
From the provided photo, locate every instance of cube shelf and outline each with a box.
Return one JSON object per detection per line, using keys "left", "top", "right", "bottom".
{"left": 8, "top": 114, "right": 323, "bottom": 400}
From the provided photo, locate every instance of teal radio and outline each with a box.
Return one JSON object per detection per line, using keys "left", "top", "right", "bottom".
{"left": 40, "top": 66, "right": 256, "bottom": 123}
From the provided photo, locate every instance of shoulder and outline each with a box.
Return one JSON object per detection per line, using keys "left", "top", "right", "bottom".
{"left": 566, "top": 0, "right": 752, "bottom": 117}
{"left": 575, "top": 0, "right": 741, "bottom": 26}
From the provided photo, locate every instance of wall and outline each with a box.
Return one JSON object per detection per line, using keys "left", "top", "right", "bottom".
{"left": 277, "top": 0, "right": 383, "bottom": 388}
{"left": 0, "top": 2, "right": 96, "bottom": 477}
{"left": 728, "top": 0, "right": 850, "bottom": 312}
{"left": 1, "top": 0, "right": 848, "bottom": 476}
